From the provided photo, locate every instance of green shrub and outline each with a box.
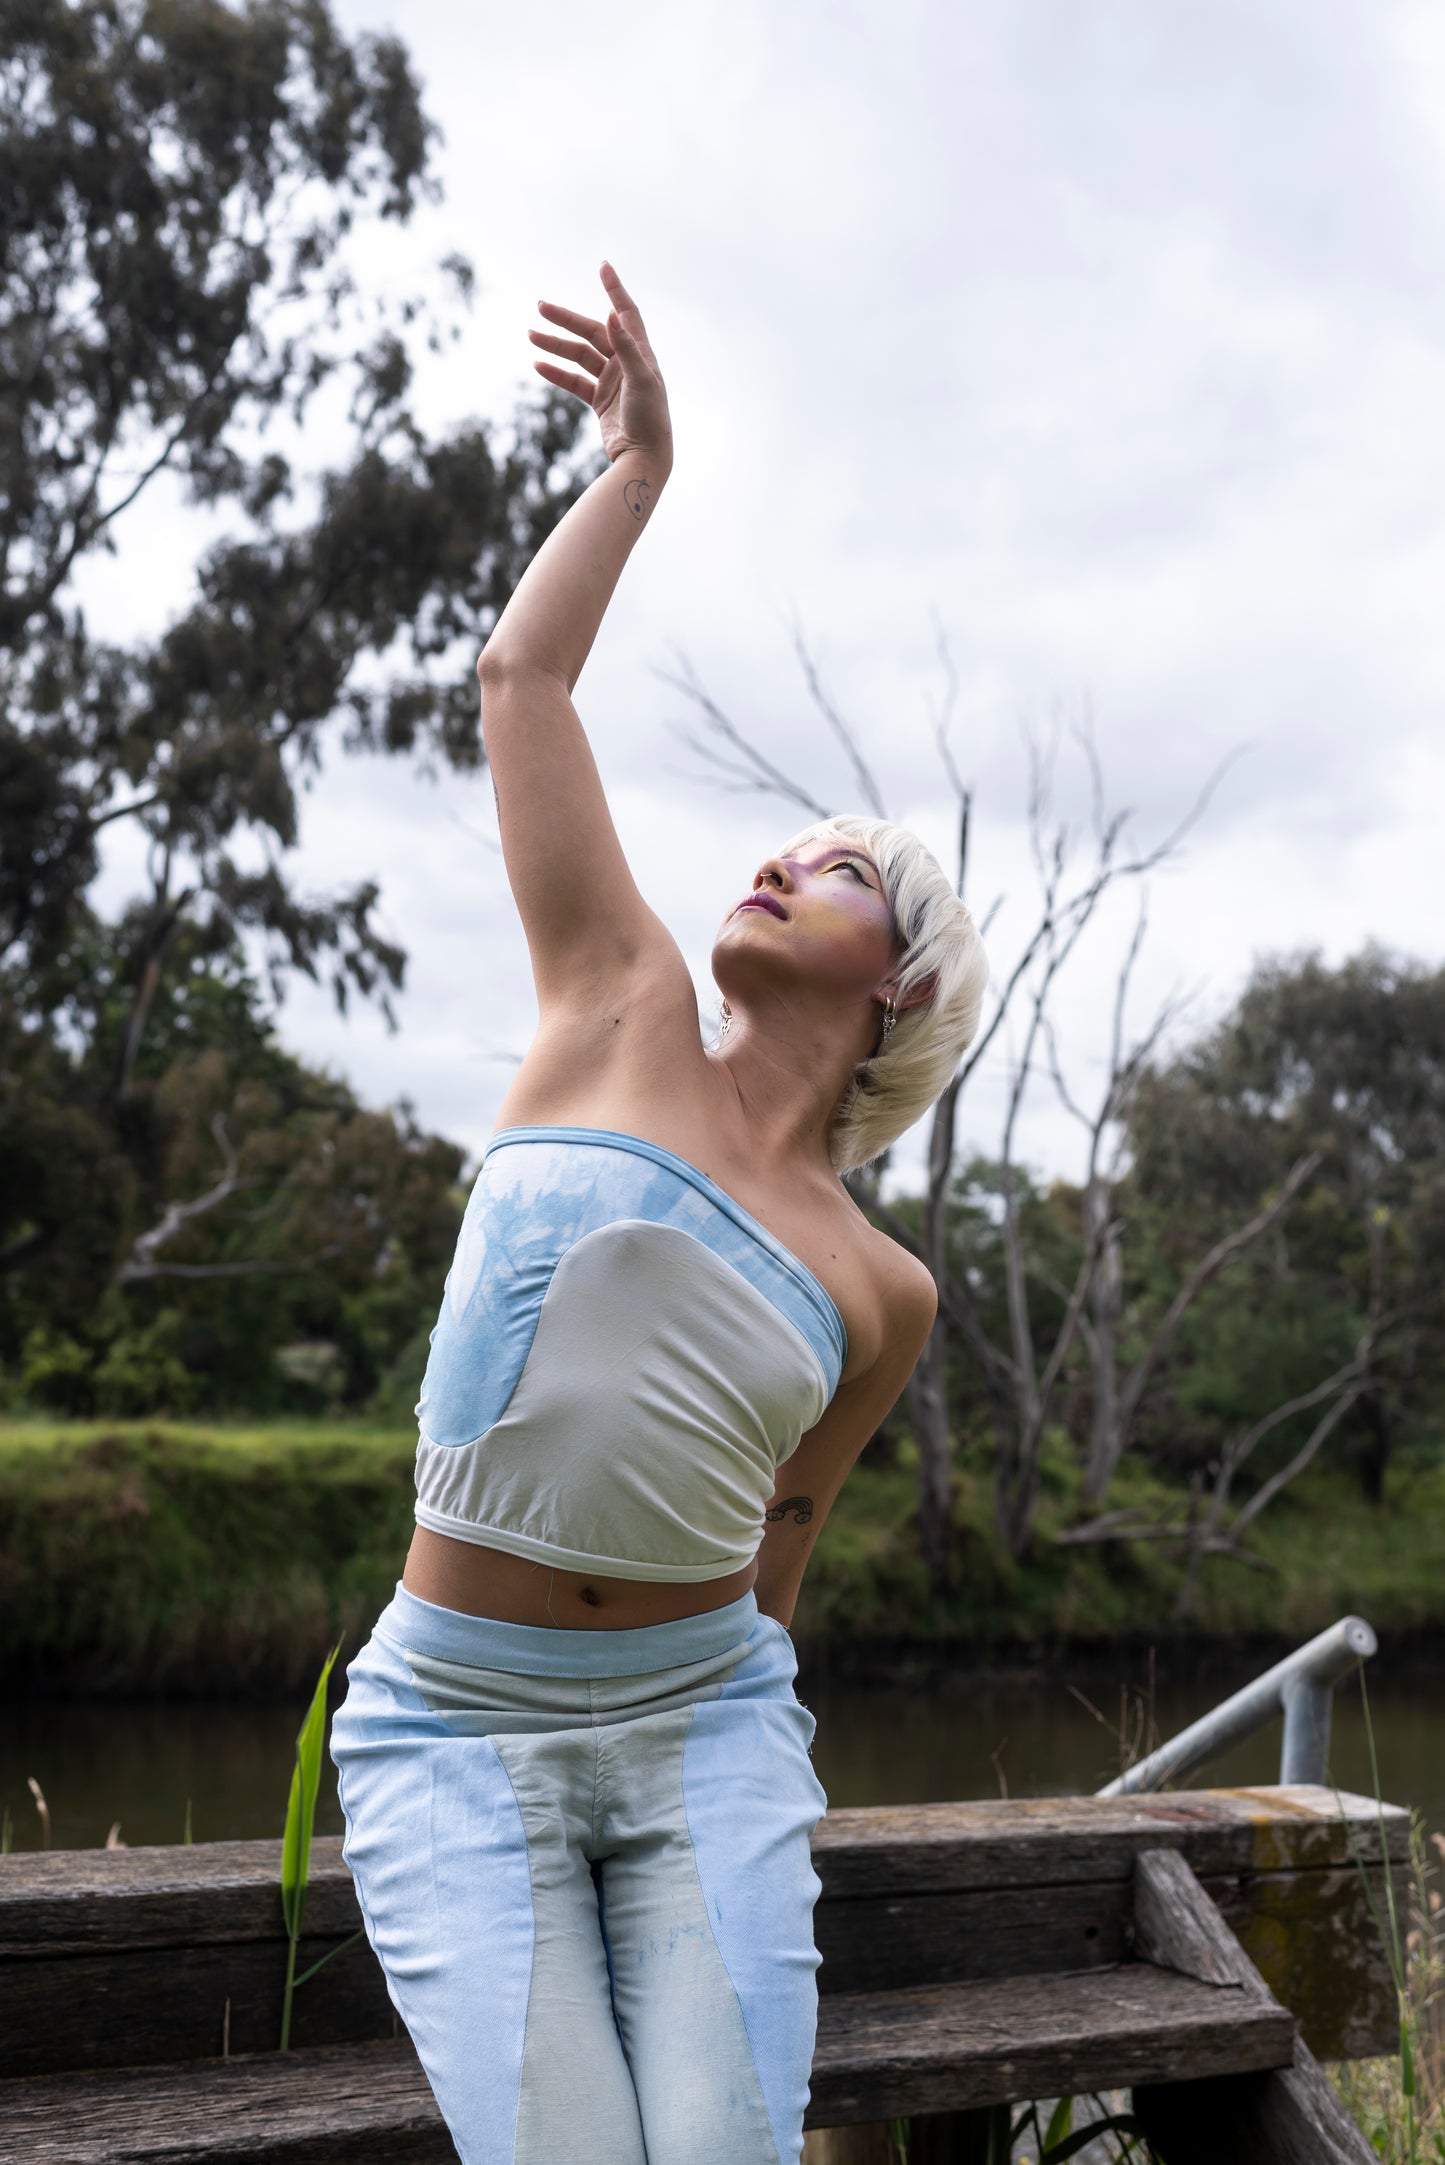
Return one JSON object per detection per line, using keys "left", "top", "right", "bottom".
{"left": 0, "top": 1422, "right": 416, "bottom": 1693}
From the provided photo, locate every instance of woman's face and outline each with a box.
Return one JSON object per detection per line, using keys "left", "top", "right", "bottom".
{"left": 712, "top": 840, "right": 899, "bottom": 1008}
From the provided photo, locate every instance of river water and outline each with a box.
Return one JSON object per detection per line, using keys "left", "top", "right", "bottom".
{"left": 3, "top": 1653, "right": 1440, "bottom": 1852}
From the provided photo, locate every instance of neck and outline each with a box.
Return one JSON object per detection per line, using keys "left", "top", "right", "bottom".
{"left": 712, "top": 987, "right": 875, "bottom": 1176}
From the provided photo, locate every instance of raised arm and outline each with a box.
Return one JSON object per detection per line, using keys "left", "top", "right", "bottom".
{"left": 478, "top": 263, "right": 677, "bottom": 1008}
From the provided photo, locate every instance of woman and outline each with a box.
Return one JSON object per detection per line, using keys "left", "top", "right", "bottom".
{"left": 330, "top": 264, "right": 988, "bottom": 2165}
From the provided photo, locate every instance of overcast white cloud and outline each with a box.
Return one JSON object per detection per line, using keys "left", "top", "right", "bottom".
{"left": 82, "top": 0, "right": 1445, "bottom": 1187}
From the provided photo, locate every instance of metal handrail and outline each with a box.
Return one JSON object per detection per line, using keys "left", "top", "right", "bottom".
{"left": 1096, "top": 1614, "right": 1377, "bottom": 1797}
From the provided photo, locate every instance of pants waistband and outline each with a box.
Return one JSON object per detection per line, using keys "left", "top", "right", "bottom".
{"left": 373, "top": 1582, "right": 761, "bottom": 1678}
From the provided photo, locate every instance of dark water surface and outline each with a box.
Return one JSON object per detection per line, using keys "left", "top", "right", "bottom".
{"left": 3, "top": 1653, "right": 1440, "bottom": 1853}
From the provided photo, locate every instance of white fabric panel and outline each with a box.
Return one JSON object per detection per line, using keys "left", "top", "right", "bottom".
{"left": 414, "top": 1221, "right": 829, "bottom": 1581}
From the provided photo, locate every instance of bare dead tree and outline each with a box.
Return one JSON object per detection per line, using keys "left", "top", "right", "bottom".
{"left": 667, "top": 634, "right": 1233, "bottom": 1578}
{"left": 1071, "top": 1149, "right": 1321, "bottom": 1517}
{"left": 116, "top": 1114, "right": 333, "bottom": 1285}
{"left": 1168, "top": 1208, "right": 1391, "bottom": 1617}
{"left": 660, "top": 651, "right": 831, "bottom": 821}
{"left": 1055, "top": 1313, "right": 1375, "bottom": 1625}
{"left": 1036, "top": 906, "right": 1325, "bottom": 1513}
{"left": 1171, "top": 1345, "right": 1372, "bottom": 1620}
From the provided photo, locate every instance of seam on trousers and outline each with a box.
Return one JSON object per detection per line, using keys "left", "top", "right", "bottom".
{"left": 590, "top": 1713, "right": 606, "bottom": 1855}
{"left": 333, "top": 1757, "right": 401, "bottom": 2022}
{"left": 676, "top": 1704, "right": 785, "bottom": 2165}
{"left": 487, "top": 1739, "right": 536, "bottom": 2165}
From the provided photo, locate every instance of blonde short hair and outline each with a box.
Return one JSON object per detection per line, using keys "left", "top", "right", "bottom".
{"left": 778, "top": 815, "right": 990, "bottom": 1173}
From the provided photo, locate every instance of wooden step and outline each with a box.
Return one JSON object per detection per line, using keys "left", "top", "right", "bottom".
{"left": 0, "top": 2039, "right": 448, "bottom": 2165}
{"left": 0, "top": 1787, "right": 1405, "bottom": 2078}
{"left": 809, "top": 1960, "right": 1295, "bottom": 2124}
{"left": 0, "top": 1959, "right": 1294, "bottom": 2162}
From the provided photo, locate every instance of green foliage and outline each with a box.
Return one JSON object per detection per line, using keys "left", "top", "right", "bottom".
{"left": 281, "top": 1644, "right": 339, "bottom": 1946}
{"left": 790, "top": 1439, "right": 1445, "bottom": 1653}
{"left": 0, "top": 1422, "right": 417, "bottom": 1692}
{"left": 1333, "top": 1770, "right": 1445, "bottom": 2157}
{"left": 279, "top": 1640, "right": 358, "bottom": 2050}
{"left": 1, "top": 1, "right": 589, "bottom": 1405}
{"left": 1126, "top": 948, "right": 1445, "bottom": 1507}
{"left": 7, "top": 1421, "right": 1445, "bottom": 1696}
{"left": 0, "top": 932, "right": 466, "bottom": 1412}
{"left": 891, "top": 946, "right": 1445, "bottom": 1605}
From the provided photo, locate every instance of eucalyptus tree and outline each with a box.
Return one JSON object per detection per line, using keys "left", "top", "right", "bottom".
{"left": 1, "top": 0, "right": 592, "bottom": 1309}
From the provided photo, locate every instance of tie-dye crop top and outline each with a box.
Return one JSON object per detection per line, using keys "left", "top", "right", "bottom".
{"left": 412, "top": 1128, "right": 849, "bottom": 1583}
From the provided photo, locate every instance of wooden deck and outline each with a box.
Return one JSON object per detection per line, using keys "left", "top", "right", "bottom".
{"left": 0, "top": 1785, "right": 1404, "bottom": 2161}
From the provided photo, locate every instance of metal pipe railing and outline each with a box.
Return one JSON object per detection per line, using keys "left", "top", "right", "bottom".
{"left": 1096, "top": 1614, "right": 1377, "bottom": 1797}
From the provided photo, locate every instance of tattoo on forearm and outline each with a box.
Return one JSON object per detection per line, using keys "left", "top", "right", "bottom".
{"left": 623, "top": 476, "right": 652, "bottom": 521}
{"left": 766, "top": 1495, "right": 814, "bottom": 1526}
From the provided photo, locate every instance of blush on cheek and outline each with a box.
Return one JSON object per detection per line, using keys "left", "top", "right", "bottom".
{"left": 811, "top": 899, "right": 891, "bottom": 967}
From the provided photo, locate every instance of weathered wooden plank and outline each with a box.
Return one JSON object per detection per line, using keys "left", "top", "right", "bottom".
{"left": 805, "top": 1963, "right": 1295, "bottom": 2125}
{"left": 0, "top": 1964, "right": 1293, "bottom": 2159}
{"left": 0, "top": 1841, "right": 359, "bottom": 1955}
{"left": 2, "top": 1858, "right": 1389, "bottom": 2079}
{"left": 0, "top": 1817, "right": 1400, "bottom": 2077}
{"left": 819, "top": 1861, "right": 1396, "bottom": 2045}
{"left": 1131, "top": 1846, "right": 1376, "bottom": 2165}
{"left": 1208, "top": 1864, "right": 1398, "bottom": 2062}
{"left": 0, "top": 1933, "right": 394, "bottom": 2078}
{"left": 810, "top": 1788, "right": 1407, "bottom": 1897}
{"left": 0, "top": 2039, "right": 453, "bottom": 2164}
{"left": 2, "top": 1861, "right": 1377, "bottom": 2078}
{"left": 817, "top": 1878, "right": 1130, "bottom": 1992}
{"left": 0, "top": 1788, "right": 1405, "bottom": 1954}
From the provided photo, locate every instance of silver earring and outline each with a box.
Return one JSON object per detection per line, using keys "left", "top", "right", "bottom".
{"left": 881, "top": 994, "right": 897, "bottom": 1043}
{"left": 717, "top": 999, "right": 732, "bottom": 1044}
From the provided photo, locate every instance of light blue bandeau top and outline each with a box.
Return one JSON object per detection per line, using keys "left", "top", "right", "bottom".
{"left": 413, "top": 1128, "right": 848, "bottom": 1583}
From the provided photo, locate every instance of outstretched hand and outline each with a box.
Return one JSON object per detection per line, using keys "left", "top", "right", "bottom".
{"left": 529, "top": 263, "right": 673, "bottom": 469}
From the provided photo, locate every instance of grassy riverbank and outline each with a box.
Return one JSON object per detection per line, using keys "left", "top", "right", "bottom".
{"left": 3, "top": 1420, "right": 1443, "bottom": 1694}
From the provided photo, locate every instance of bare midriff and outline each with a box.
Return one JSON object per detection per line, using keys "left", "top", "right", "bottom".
{"left": 401, "top": 1524, "right": 759, "bottom": 1629}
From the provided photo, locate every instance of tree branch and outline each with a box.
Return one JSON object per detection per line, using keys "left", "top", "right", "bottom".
{"left": 116, "top": 1116, "right": 256, "bottom": 1283}
{"left": 660, "top": 655, "right": 832, "bottom": 819}
{"left": 790, "top": 625, "right": 888, "bottom": 817}
{"left": 1115, "top": 1151, "right": 1322, "bottom": 1434}
{"left": 1230, "top": 1384, "right": 1365, "bottom": 1537}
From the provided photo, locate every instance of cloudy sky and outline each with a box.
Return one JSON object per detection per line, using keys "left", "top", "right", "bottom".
{"left": 87, "top": 0, "right": 1445, "bottom": 1187}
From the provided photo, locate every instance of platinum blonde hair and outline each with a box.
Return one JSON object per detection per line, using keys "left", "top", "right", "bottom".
{"left": 778, "top": 814, "right": 990, "bottom": 1174}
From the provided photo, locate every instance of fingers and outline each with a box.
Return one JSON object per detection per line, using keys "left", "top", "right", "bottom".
{"left": 599, "top": 260, "right": 640, "bottom": 316}
{"left": 531, "top": 359, "right": 598, "bottom": 405}
{"left": 599, "top": 262, "right": 659, "bottom": 365}
{"left": 528, "top": 328, "right": 606, "bottom": 378}
{"left": 606, "top": 313, "right": 650, "bottom": 378}
{"left": 537, "top": 299, "right": 612, "bottom": 351}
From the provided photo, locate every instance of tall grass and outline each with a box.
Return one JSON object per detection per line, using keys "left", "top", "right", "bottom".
{"left": 1334, "top": 1810, "right": 1445, "bottom": 2161}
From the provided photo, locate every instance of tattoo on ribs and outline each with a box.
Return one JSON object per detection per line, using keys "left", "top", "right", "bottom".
{"left": 623, "top": 475, "right": 652, "bottom": 521}
{"left": 765, "top": 1495, "right": 814, "bottom": 1526}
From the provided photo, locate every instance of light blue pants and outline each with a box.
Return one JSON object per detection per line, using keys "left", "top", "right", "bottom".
{"left": 330, "top": 1586, "right": 826, "bottom": 2164}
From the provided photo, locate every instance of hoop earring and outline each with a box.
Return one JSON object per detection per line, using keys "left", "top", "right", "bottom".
{"left": 716, "top": 999, "right": 732, "bottom": 1045}
{"left": 881, "top": 993, "right": 897, "bottom": 1043}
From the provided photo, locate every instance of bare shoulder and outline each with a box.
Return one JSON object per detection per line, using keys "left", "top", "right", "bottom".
{"left": 828, "top": 1190, "right": 936, "bottom": 1378}
{"left": 868, "top": 1222, "right": 938, "bottom": 1339}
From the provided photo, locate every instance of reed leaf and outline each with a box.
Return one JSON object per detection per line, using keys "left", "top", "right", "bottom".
{"left": 281, "top": 1640, "right": 341, "bottom": 1943}
{"left": 279, "top": 1638, "right": 342, "bottom": 2049}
